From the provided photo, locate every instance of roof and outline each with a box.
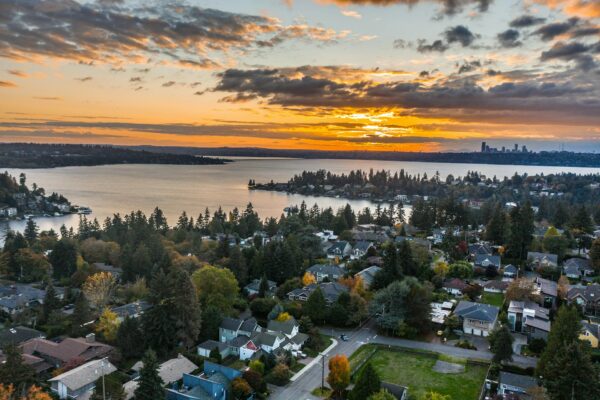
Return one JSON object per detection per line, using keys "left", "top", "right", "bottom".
{"left": 469, "top": 243, "right": 492, "bottom": 256}
{"left": 0, "top": 326, "right": 44, "bottom": 347}
{"left": 290, "top": 332, "right": 309, "bottom": 345}
{"left": 267, "top": 317, "right": 299, "bottom": 335}
{"left": 240, "top": 317, "right": 259, "bottom": 333}
{"left": 524, "top": 317, "right": 551, "bottom": 332}
{"left": 133, "top": 354, "right": 197, "bottom": 384}
{"left": 527, "top": 252, "right": 558, "bottom": 266}
{"left": 252, "top": 332, "right": 282, "bottom": 347}
{"left": 111, "top": 300, "right": 151, "bottom": 319}
{"left": 454, "top": 301, "right": 499, "bottom": 323}
{"left": 484, "top": 280, "right": 509, "bottom": 290}
{"left": 475, "top": 254, "right": 501, "bottom": 268}
{"left": 563, "top": 258, "right": 592, "bottom": 270}
{"left": 499, "top": 372, "right": 538, "bottom": 391}
{"left": 244, "top": 278, "right": 276, "bottom": 292}
{"left": 197, "top": 340, "right": 228, "bottom": 352}
{"left": 568, "top": 283, "right": 600, "bottom": 303}
{"left": 354, "top": 241, "right": 374, "bottom": 252}
{"left": 220, "top": 317, "right": 243, "bottom": 332}
{"left": 508, "top": 301, "right": 549, "bottom": 319}
{"left": 307, "top": 264, "right": 345, "bottom": 276}
{"left": 536, "top": 277, "right": 558, "bottom": 297}
{"left": 327, "top": 241, "right": 351, "bottom": 254}
{"left": 49, "top": 359, "right": 116, "bottom": 391}
{"left": 443, "top": 278, "right": 469, "bottom": 291}
{"left": 92, "top": 263, "right": 123, "bottom": 275}
{"left": 356, "top": 265, "right": 382, "bottom": 286}
{"left": 504, "top": 264, "right": 518, "bottom": 274}
{"left": 22, "top": 336, "right": 113, "bottom": 364}
{"left": 582, "top": 321, "right": 600, "bottom": 340}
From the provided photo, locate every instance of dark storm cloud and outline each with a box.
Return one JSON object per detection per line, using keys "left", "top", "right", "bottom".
{"left": 322, "top": 1, "right": 493, "bottom": 16}
{"left": 533, "top": 18, "right": 580, "bottom": 41}
{"left": 0, "top": 0, "right": 341, "bottom": 66}
{"left": 509, "top": 15, "right": 546, "bottom": 28}
{"left": 497, "top": 29, "right": 521, "bottom": 48}
{"left": 540, "top": 41, "right": 598, "bottom": 71}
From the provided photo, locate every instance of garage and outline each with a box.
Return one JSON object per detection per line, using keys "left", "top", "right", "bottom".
{"left": 473, "top": 329, "right": 482, "bottom": 336}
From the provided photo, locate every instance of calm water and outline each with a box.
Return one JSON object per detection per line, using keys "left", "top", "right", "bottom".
{"left": 3, "top": 158, "right": 600, "bottom": 240}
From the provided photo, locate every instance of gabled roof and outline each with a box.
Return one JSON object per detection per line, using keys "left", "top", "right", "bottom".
{"left": 454, "top": 301, "right": 499, "bottom": 323}
{"left": 0, "top": 326, "right": 44, "bottom": 347}
{"left": 499, "top": 372, "right": 537, "bottom": 391}
{"left": 568, "top": 283, "right": 600, "bottom": 303}
{"left": 327, "top": 241, "right": 351, "bottom": 255}
{"left": 220, "top": 317, "right": 243, "bottom": 332}
{"left": 22, "top": 336, "right": 113, "bottom": 364}
{"left": 475, "top": 254, "right": 501, "bottom": 268}
{"left": 469, "top": 243, "right": 492, "bottom": 256}
{"left": 111, "top": 300, "right": 151, "bottom": 319}
{"left": 240, "top": 317, "right": 259, "bottom": 333}
{"left": 49, "top": 359, "right": 116, "bottom": 391}
{"left": 132, "top": 354, "right": 198, "bottom": 384}
{"left": 353, "top": 241, "right": 374, "bottom": 252}
{"left": 503, "top": 264, "right": 518, "bottom": 274}
{"left": 267, "top": 317, "right": 298, "bottom": 335}
{"left": 197, "top": 340, "right": 228, "bottom": 352}
{"left": 484, "top": 280, "right": 509, "bottom": 290}
{"left": 356, "top": 265, "right": 382, "bottom": 286}
{"left": 307, "top": 264, "right": 344, "bottom": 276}
{"left": 527, "top": 252, "right": 558, "bottom": 266}
{"left": 536, "top": 277, "right": 558, "bottom": 297}
{"left": 443, "top": 278, "right": 468, "bottom": 291}
{"left": 582, "top": 321, "right": 600, "bottom": 340}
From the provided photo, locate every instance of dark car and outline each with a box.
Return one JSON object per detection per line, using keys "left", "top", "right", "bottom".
{"left": 340, "top": 334, "right": 349, "bottom": 342}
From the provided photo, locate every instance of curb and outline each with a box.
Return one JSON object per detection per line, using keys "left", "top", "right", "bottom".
{"left": 290, "top": 338, "right": 338, "bottom": 382}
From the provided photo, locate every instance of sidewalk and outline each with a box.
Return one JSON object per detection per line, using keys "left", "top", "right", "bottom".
{"left": 290, "top": 338, "right": 338, "bottom": 382}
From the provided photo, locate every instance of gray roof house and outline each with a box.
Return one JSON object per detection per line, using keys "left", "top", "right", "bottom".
{"left": 287, "top": 282, "right": 349, "bottom": 305}
{"left": 351, "top": 241, "right": 374, "bottom": 259}
{"left": 49, "top": 359, "right": 116, "bottom": 399}
{"left": 307, "top": 264, "right": 345, "bottom": 282}
{"left": 568, "top": 284, "right": 600, "bottom": 317}
{"left": 535, "top": 277, "right": 558, "bottom": 308}
{"left": 0, "top": 326, "right": 44, "bottom": 347}
{"left": 498, "top": 372, "right": 538, "bottom": 398}
{"left": 527, "top": 252, "right": 558, "bottom": 269}
{"left": 326, "top": 241, "right": 352, "bottom": 259}
{"left": 563, "top": 258, "right": 594, "bottom": 279}
{"left": 508, "top": 301, "right": 551, "bottom": 341}
{"left": 243, "top": 278, "right": 277, "bottom": 297}
{"left": 125, "top": 354, "right": 198, "bottom": 399}
{"left": 355, "top": 265, "right": 382, "bottom": 289}
{"left": 111, "top": 300, "right": 151, "bottom": 322}
{"left": 454, "top": 301, "right": 499, "bottom": 337}
{"left": 474, "top": 254, "right": 501, "bottom": 270}
{"left": 503, "top": 264, "right": 518, "bottom": 279}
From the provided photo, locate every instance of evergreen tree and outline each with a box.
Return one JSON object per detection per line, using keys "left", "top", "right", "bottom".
{"left": 258, "top": 275, "right": 269, "bottom": 298}
{"left": 41, "top": 280, "right": 60, "bottom": 324}
{"left": 553, "top": 203, "right": 569, "bottom": 229}
{"left": 199, "top": 305, "right": 222, "bottom": 342}
{"left": 116, "top": 317, "right": 145, "bottom": 360}
{"left": 485, "top": 205, "right": 508, "bottom": 245}
{"left": 349, "top": 362, "right": 381, "bottom": 400}
{"left": 538, "top": 306, "right": 582, "bottom": 378}
{"left": 489, "top": 325, "right": 514, "bottom": 364}
{"left": 49, "top": 238, "right": 78, "bottom": 279}
{"left": 71, "top": 293, "right": 91, "bottom": 336}
{"left": 91, "top": 372, "right": 125, "bottom": 400}
{"left": 304, "top": 287, "right": 328, "bottom": 325}
{"left": 24, "top": 219, "right": 39, "bottom": 244}
{"left": 0, "top": 344, "right": 34, "bottom": 390}
{"left": 134, "top": 350, "right": 164, "bottom": 400}
{"left": 398, "top": 240, "right": 418, "bottom": 276}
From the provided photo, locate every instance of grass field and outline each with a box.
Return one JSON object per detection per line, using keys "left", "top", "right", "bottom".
{"left": 481, "top": 291, "right": 505, "bottom": 307}
{"left": 352, "top": 345, "right": 488, "bottom": 400}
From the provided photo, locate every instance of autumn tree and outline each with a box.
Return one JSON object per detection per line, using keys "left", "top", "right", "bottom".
{"left": 231, "top": 377, "right": 253, "bottom": 399}
{"left": 302, "top": 271, "right": 317, "bottom": 286}
{"left": 191, "top": 265, "right": 239, "bottom": 314}
{"left": 505, "top": 278, "right": 540, "bottom": 303}
{"left": 0, "top": 384, "right": 52, "bottom": 400}
{"left": 83, "top": 272, "right": 116, "bottom": 310}
{"left": 96, "top": 308, "right": 120, "bottom": 342}
{"left": 327, "top": 355, "right": 350, "bottom": 398}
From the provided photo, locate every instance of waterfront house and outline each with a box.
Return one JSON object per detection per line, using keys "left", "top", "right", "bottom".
{"left": 453, "top": 301, "right": 499, "bottom": 337}
{"left": 49, "top": 359, "right": 116, "bottom": 399}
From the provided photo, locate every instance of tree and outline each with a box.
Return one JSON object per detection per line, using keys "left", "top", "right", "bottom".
{"left": 91, "top": 372, "right": 125, "bottom": 400}
{"left": 199, "top": 305, "right": 222, "bottom": 341}
{"left": 486, "top": 205, "right": 508, "bottom": 245}
{"left": 505, "top": 278, "right": 540, "bottom": 303}
{"left": 304, "top": 287, "right": 328, "bottom": 324}
{"left": 191, "top": 265, "right": 239, "bottom": 314}
{"left": 210, "top": 347, "right": 223, "bottom": 363}
{"left": 257, "top": 275, "right": 270, "bottom": 298}
{"left": 243, "top": 369, "right": 265, "bottom": 393}
{"left": 447, "top": 261, "right": 472, "bottom": 279}
{"left": 0, "top": 384, "right": 52, "bottom": 400}
{"left": 49, "top": 239, "right": 78, "bottom": 279}
{"left": 96, "top": 308, "right": 120, "bottom": 342}
{"left": 0, "top": 345, "right": 34, "bottom": 390}
{"left": 41, "top": 281, "right": 60, "bottom": 324}
{"left": 433, "top": 261, "right": 449, "bottom": 277}
{"left": 83, "top": 272, "right": 116, "bottom": 310}
{"left": 367, "top": 389, "right": 396, "bottom": 400}
{"left": 591, "top": 238, "right": 600, "bottom": 274}
{"left": 302, "top": 271, "right": 317, "bottom": 286}
{"left": 507, "top": 203, "right": 534, "bottom": 261}
{"left": 327, "top": 355, "right": 350, "bottom": 398}
{"left": 14, "top": 249, "right": 50, "bottom": 283}
{"left": 231, "top": 377, "right": 252, "bottom": 399}
{"left": 538, "top": 306, "right": 582, "bottom": 377}
{"left": 420, "top": 392, "right": 451, "bottom": 400}
{"left": 557, "top": 275, "right": 569, "bottom": 300}
{"left": 71, "top": 293, "right": 91, "bottom": 336}
{"left": 134, "top": 350, "right": 164, "bottom": 400}
{"left": 398, "top": 240, "right": 418, "bottom": 276}
{"left": 349, "top": 362, "right": 380, "bottom": 400}
{"left": 23, "top": 219, "right": 39, "bottom": 244}
{"left": 116, "top": 317, "right": 144, "bottom": 360}
{"left": 489, "top": 325, "right": 514, "bottom": 364}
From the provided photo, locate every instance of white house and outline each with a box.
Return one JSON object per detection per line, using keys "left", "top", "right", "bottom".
{"left": 49, "top": 359, "right": 116, "bottom": 399}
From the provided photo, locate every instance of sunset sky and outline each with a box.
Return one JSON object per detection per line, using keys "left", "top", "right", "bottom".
{"left": 1, "top": 0, "right": 599, "bottom": 152}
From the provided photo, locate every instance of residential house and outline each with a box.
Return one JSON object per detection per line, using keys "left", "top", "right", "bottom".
{"left": 92, "top": 263, "right": 123, "bottom": 279}
{"left": 563, "top": 258, "right": 594, "bottom": 279}
{"left": 0, "top": 326, "right": 44, "bottom": 347}
{"left": 474, "top": 254, "right": 501, "bottom": 270}
{"left": 351, "top": 229, "right": 389, "bottom": 244}
{"left": 580, "top": 320, "right": 599, "bottom": 348}
{"left": 442, "top": 278, "right": 469, "bottom": 296}
{"left": 453, "top": 301, "right": 499, "bottom": 337}
{"left": 483, "top": 280, "right": 508, "bottom": 294}
{"left": 49, "top": 359, "right": 116, "bottom": 399}
{"left": 535, "top": 277, "right": 558, "bottom": 309}
{"left": 351, "top": 241, "right": 374, "bottom": 260}
{"left": 568, "top": 284, "right": 600, "bottom": 317}
{"left": 316, "top": 230, "right": 338, "bottom": 242}
{"left": 469, "top": 243, "right": 493, "bottom": 258}
{"left": 497, "top": 372, "right": 538, "bottom": 398}
{"left": 22, "top": 334, "right": 113, "bottom": 368}
{"left": 503, "top": 264, "right": 518, "bottom": 281}
{"left": 394, "top": 236, "right": 432, "bottom": 252}
{"left": 197, "top": 340, "right": 229, "bottom": 359}
{"left": 326, "top": 241, "right": 352, "bottom": 259}
{"left": 0, "top": 284, "right": 50, "bottom": 315}
{"left": 243, "top": 278, "right": 277, "bottom": 298}
{"left": 527, "top": 252, "right": 558, "bottom": 269}
{"left": 111, "top": 300, "right": 151, "bottom": 322}
{"left": 431, "top": 302, "right": 454, "bottom": 325}
{"left": 287, "top": 282, "right": 349, "bottom": 305}
{"left": 507, "top": 301, "right": 551, "bottom": 341}
{"left": 355, "top": 265, "right": 382, "bottom": 289}
{"left": 124, "top": 354, "right": 198, "bottom": 399}
{"left": 165, "top": 361, "right": 245, "bottom": 400}
{"left": 267, "top": 317, "right": 308, "bottom": 351}
{"left": 218, "top": 317, "right": 260, "bottom": 344}
{"left": 306, "top": 264, "right": 345, "bottom": 282}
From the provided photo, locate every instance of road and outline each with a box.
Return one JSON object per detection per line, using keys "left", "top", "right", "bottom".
{"left": 270, "top": 321, "right": 537, "bottom": 400}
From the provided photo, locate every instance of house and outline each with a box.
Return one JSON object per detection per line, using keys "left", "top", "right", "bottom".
{"left": 197, "top": 340, "right": 229, "bottom": 359}
{"left": 563, "top": 258, "right": 594, "bottom": 279}
{"left": 442, "top": 278, "right": 469, "bottom": 296}
{"left": 355, "top": 265, "right": 382, "bottom": 289}
{"left": 535, "top": 277, "right": 558, "bottom": 309}
{"left": 243, "top": 278, "right": 277, "bottom": 298}
{"left": 507, "top": 301, "right": 551, "bottom": 340}
{"left": 316, "top": 230, "right": 338, "bottom": 242}
{"left": 92, "top": 263, "right": 123, "bottom": 279}
{"left": 111, "top": 300, "right": 151, "bottom": 322}
{"left": 431, "top": 302, "right": 454, "bottom": 325}
{"left": 503, "top": 264, "right": 518, "bottom": 280}
{"left": 326, "top": 241, "right": 352, "bottom": 259}
{"left": 218, "top": 317, "right": 260, "bottom": 343}
{"left": 124, "top": 354, "right": 198, "bottom": 399}
{"left": 474, "top": 254, "right": 501, "bottom": 270}
{"left": 579, "top": 320, "right": 599, "bottom": 348}
{"left": 49, "top": 358, "right": 116, "bottom": 399}
{"left": 469, "top": 243, "right": 493, "bottom": 257}
{"left": 527, "top": 252, "right": 558, "bottom": 269}
{"left": 22, "top": 334, "right": 113, "bottom": 368}
{"left": 351, "top": 241, "right": 374, "bottom": 259}
{"left": 568, "top": 284, "right": 600, "bottom": 317}
{"left": 0, "top": 284, "right": 48, "bottom": 314}
{"left": 483, "top": 280, "right": 508, "bottom": 294}
{"left": 351, "top": 229, "right": 389, "bottom": 244}
{"left": 165, "top": 361, "right": 244, "bottom": 400}
{"left": 306, "top": 264, "right": 345, "bottom": 282}
{"left": 453, "top": 301, "right": 499, "bottom": 337}
{"left": 267, "top": 317, "right": 308, "bottom": 350}
{"left": 287, "top": 282, "right": 349, "bottom": 305}
{"left": 0, "top": 326, "right": 44, "bottom": 347}
{"left": 497, "top": 372, "right": 538, "bottom": 398}
{"left": 394, "top": 236, "right": 432, "bottom": 251}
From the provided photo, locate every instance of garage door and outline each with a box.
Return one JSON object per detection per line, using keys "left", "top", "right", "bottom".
{"left": 465, "top": 328, "right": 473, "bottom": 335}
{"left": 473, "top": 329, "right": 482, "bottom": 336}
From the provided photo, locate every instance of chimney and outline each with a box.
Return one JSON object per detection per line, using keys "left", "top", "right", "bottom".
{"left": 85, "top": 333, "right": 96, "bottom": 343}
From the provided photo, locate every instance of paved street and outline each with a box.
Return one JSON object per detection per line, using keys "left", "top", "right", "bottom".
{"left": 270, "top": 321, "right": 537, "bottom": 400}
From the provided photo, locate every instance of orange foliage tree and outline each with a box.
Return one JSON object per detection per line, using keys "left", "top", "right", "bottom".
{"left": 302, "top": 271, "right": 317, "bottom": 286}
{"left": 327, "top": 354, "right": 350, "bottom": 397}
{"left": 0, "top": 384, "right": 52, "bottom": 400}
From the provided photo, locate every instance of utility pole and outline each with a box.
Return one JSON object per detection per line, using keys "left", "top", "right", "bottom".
{"left": 101, "top": 358, "right": 106, "bottom": 400}
{"left": 321, "top": 353, "right": 326, "bottom": 391}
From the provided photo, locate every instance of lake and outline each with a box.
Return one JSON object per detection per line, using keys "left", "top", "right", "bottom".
{"left": 3, "top": 158, "right": 600, "bottom": 240}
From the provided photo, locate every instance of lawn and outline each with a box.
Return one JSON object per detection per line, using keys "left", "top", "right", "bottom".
{"left": 353, "top": 345, "right": 488, "bottom": 400}
{"left": 481, "top": 292, "right": 505, "bottom": 307}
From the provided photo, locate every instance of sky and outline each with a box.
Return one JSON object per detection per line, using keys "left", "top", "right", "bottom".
{"left": 0, "top": 0, "right": 599, "bottom": 153}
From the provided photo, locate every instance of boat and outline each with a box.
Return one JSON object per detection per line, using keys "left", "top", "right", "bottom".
{"left": 77, "top": 206, "right": 92, "bottom": 215}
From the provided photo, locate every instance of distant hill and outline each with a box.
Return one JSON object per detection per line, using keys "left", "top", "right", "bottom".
{"left": 0, "top": 143, "right": 229, "bottom": 168}
{"left": 129, "top": 145, "right": 600, "bottom": 168}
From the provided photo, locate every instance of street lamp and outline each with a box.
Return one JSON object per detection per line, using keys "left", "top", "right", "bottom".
{"left": 321, "top": 353, "right": 327, "bottom": 392}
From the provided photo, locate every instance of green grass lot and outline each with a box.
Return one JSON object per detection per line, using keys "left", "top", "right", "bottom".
{"left": 481, "top": 292, "right": 505, "bottom": 307}
{"left": 352, "top": 345, "right": 488, "bottom": 400}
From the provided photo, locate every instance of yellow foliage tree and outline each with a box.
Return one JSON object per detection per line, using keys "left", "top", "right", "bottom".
{"left": 0, "top": 384, "right": 52, "bottom": 400}
{"left": 433, "top": 261, "right": 449, "bottom": 277}
{"left": 83, "top": 272, "right": 116, "bottom": 310}
{"left": 96, "top": 308, "right": 120, "bottom": 342}
{"left": 276, "top": 312, "right": 291, "bottom": 322}
{"left": 327, "top": 354, "right": 350, "bottom": 397}
{"left": 302, "top": 271, "right": 317, "bottom": 286}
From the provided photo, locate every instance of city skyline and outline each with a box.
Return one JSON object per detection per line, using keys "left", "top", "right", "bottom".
{"left": 1, "top": 0, "right": 599, "bottom": 152}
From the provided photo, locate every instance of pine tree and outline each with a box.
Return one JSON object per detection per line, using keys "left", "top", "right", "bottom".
{"left": 349, "top": 362, "right": 381, "bottom": 400}
{"left": 258, "top": 275, "right": 269, "bottom": 298}
{"left": 489, "top": 325, "right": 514, "bottom": 364}
{"left": 116, "top": 317, "right": 144, "bottom": 359}
{"left": 91, "top": 372, "right": 125, "bottom": 400}
{"left": 71, "top": 293, "right": 91, "bottom": 336}
{"left": 134, "top": 350, "right": 164, "bottom": 400}
{"left": 304, "top": 287, "right": 328, "bottom": 325}
{"left": 41, "top": 280, "right": 60, "bottom": 324}
{"left": 24, "top": 219, "right": 39, "bottom": 243}
{"left": 398, "top": 240, "right": 418, "bottom": 276}
{"left": 538, "top": 306, "right": 582, "bottom": 378}
{"left": 0, "top": 344, "right": 34, "bottom": 390}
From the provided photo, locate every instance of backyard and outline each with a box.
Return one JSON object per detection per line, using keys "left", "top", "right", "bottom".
{"left": 481, "top": 291, "right": 505, "bottom": 307}
{"left": 351, "top": 345, "right": 489, "bottom": 400}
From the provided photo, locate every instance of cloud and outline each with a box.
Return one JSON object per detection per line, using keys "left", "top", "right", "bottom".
{"left": 33, "top": 96, "right": 62, "bottom": 101}
{"left": 415, "top": 25, "right": 477, "bottom": 53}
{"left": 162, "top": 81, "right": 176, "bottom": 87}
{"left": 75, "top": 76, "right": 93, "bottom": 82}
{"left": 533, "top": 18, "right": 580, "bottom": 41}
{"left": 0, "top": 0, "right": 344, "bottom": 67}
{"left": 444, "top": 25, "right": 477, "bottom": 47}
{"left": 0, "top": 80, "right": 17, "bottom": 88}
{"left": 316, "top": 1, "right": 493, "bottom": 16}
{"left": 8, "top": 70, "right": 28, "bottom": 78}
{"left": 532, "top": 0, "right": 600, "bottom": 19}
{"left": 457, "top": 59, "right": 482, "bottom": 73}
{"left": 510, "top": 15, "right": 547, "bottom": 28}
{"left": 416, "top": 39, "right": 449, "bottom": 52}
{"left": 497, "top": 29, "right": 522, "bottom": 48}
{"left": 341, "top": 10, "right": 362, "bottom": 18}
{"left": 130, "top": 77, "right": 142, "bottom": 82}
{"left": 540, "top": 41, "right": 598, "bottom": 70}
